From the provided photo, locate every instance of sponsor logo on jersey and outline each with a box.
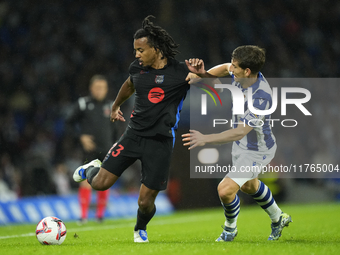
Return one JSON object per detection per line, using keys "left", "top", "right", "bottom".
{"left": 155, "top": 75, "right": 164, "bottom": 84}
{"left": 148, "top": 87, "right": 165, "bottom": 103}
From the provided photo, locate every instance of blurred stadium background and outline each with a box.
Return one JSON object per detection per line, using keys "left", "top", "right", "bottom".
{"left": 1, "top": 0, "right": 340, "bottom": 224}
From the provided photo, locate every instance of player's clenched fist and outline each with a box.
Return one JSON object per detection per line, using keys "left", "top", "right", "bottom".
{"left": 185, "top": 58, "right": 205, "bottom": 75}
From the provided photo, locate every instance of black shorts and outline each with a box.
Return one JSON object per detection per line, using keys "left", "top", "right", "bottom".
{"left": 102, "top": 128, "right": 174, "bottom": 191}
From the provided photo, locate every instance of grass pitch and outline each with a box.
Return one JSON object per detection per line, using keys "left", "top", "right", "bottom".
{"left": 1, "top": 203, "right": 339, "bottom": 255}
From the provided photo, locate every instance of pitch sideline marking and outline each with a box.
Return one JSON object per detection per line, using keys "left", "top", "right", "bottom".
{"left": 0, "top": 213, "right": 217, "bottom": 240}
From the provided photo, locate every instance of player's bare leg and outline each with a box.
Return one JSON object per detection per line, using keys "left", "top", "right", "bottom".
{"left": 218, "top": 177, "right": 240, "bottom": 204}
{"left": 134, "top": 184, "right": 159, "bottom": 243}
{"left": 90, "top": 167, "right": 119, "bottom": 191}
{"left": 240, "top": 178, "right": 259, "bottom": 194}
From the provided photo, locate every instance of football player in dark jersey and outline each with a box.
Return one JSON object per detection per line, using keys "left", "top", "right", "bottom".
{"left": 67, "top": 75, "right": 115, "bottom": 224}
{"left": 73, "top": 16, "right": 189, "bottom": 242}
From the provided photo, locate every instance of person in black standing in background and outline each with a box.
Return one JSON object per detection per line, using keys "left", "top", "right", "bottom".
{"left": 67, "top": 75, "right": 115, "bottom": 224}
{"left": 73, "top": 16, "right": 190, "bottom": 242}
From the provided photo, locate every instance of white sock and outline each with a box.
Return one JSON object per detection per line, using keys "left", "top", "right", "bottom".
{"left": 251, "top": 180, "right": 281, "bottom": 223}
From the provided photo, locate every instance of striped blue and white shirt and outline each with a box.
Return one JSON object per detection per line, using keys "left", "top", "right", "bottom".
{"left": 231, "top": 72, "right": 276, "bottom": 152}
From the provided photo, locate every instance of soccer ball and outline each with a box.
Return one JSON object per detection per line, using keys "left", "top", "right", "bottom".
{"left": 36, "top": 216, "right": 67, "bottom": 245}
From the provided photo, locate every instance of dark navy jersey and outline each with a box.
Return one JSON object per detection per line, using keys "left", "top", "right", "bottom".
{"left": 66, "top": 96, "right": 116, "bottom": 152}
{"left": 128, "top": 58, "right": 189, "bottom": 137}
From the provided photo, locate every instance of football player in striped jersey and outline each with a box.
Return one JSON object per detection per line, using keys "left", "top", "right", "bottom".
{"left": 183, "top": 45, "right": 292, "bottom": 241}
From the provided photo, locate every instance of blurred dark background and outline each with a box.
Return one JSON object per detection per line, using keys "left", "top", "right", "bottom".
{"left": 1, "top": 0, "right": 340, "bottom": 208}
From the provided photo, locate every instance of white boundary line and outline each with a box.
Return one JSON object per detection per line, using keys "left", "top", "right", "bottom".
{"left": 0, "top": 213, "right": 216, "bottom": 240}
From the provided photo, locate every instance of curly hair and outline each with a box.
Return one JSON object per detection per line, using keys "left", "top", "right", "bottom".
{"left": 134, "top": 15, "right": 179, "bottom": 59}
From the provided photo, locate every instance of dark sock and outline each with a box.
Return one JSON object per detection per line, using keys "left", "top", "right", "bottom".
{"left": 134, "top": 206, "right": 156, "bottom": 231}
{"left": 85, "top": 166, "right": 100, "bottom": 184}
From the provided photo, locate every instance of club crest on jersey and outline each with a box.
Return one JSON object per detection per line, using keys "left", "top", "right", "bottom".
{"left": 155, "top": 75, "right": 164, "bottom": 84}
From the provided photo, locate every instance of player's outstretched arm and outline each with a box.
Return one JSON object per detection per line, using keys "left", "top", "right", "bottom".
{"left": 185, "top": 60, "right": 232, "bottom": 91}
{"left": 206, "top": 63, "right": 232, "bottom": 77}
{"left": 185, "top": 58, "right": 223, "bottom": 93}
{"left": 182, "top": 130, "right": 206, "bottom": 149}
{"left": 110, "top": 77, "right": 135, "bottom": 122}
{"left": 185, "top": 58, "right": 217, "bottom": 79}
{"left": 182, "top": 123, "right": 253, "bottom": 150}
{"left": 185, "top": 58, "right": 232, "bottom": 78}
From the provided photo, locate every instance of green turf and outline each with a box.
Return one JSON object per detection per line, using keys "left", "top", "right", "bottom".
{"left": 1, "top": 203, "right": 340, "bottom": 255}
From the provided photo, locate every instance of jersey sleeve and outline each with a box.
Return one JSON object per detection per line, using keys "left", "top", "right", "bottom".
{"left": 178, "top": 61, "right": 190, "bottom": 73}
{"left": 177, "top": 61, "right": 191, "bottom": 86}
{"left": 128, "top": 60, "right": 139, "bottom": 84}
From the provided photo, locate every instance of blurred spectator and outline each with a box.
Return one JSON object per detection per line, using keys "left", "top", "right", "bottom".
{"left": 53, "top": 163, "right": 71, "bottom": 196}
{"left": 65, "top": 75, "right": 116, "bottom": 223}
{"left": 0, "top": 153, "right": 20, "bottom": 200}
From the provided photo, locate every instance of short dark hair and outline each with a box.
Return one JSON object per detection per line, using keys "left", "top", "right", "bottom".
{"left": 134, "top": 15, "right": 179, "bottom": 59}
{"left": 231, "top": 45, "right": 266, "bottom": 74}
{"left": 89, "top": 75, "right": 107, "bottom": 86}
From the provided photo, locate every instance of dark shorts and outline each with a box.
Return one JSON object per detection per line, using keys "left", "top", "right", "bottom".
{"left": 101, "top": 128, "right": 173, "bottom": 191}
